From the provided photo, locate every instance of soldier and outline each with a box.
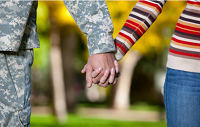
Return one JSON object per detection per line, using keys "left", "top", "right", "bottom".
{"left": 0, "top": 1, "right": 118, "bottom": 126}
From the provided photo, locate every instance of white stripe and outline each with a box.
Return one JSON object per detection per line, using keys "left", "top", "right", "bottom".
{"left": 115, "top": 50, "right": 124, "bottom": 61}
{"left": 186, "top": 5, "right": 200, "bottom": 11}
{"left": 143, "top": 0, "right": 163, "bottom": 9}
{"left": 178, "top": 18, "right": 200, "bottom": 26}
{"left": 181, "top": 13, "right": 200, "bottom": 21}
{"left": 130, "top": 11, "right": 152, "bottom": 25}
{"left": 170, "top": 42, "right": 200, "bottom": 53}
{"left": 116, "top": 36, "right": 131, "bottom": 49}
{"left": 137, "top": 4, "right": 159, "bottom": 17}
{"left": 167, "top": 54, "right": 200, "bottom": 73}
{"left": 128, "top": 16, "right": 149, "bottom": 29}
{"left": 173, "top": 34, "right": 200, "bottom": 44}
{"left": 121, "top": 30, "right": 137, "bottom": 42}
{"left": 187, "top": 0, "right": 200, "bottom": 2}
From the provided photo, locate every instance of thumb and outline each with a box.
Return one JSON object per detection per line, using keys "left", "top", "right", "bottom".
{"left": 86, "top": 66, "right": 93, "bottom": 88}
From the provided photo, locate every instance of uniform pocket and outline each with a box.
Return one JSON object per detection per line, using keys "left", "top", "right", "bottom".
{"left": 18, "top": 104, "right": 31, "bottom": 126}
{"left": 4, "top": 50, "right": 32, "bottom": 126}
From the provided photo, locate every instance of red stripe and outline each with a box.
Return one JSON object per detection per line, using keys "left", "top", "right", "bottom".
{"left": 118, "top": 32, "right": 135, "bottom": 44}
{"left": 126, "top": 20, "right": 146, "bottom": 33}
{"left": 187, "top": 0, "right": 200, "bottom": 5}
{"left": 124, "top": 23, "right": 142, "bottom": 36}
{"left": 139, "top": 0, "right": 162, "bottom": 12}
{"left": 172, "top": 37, "right": 200, "bottom": 47}
{"left": 175, "top": 27, "right": 200, "bottom": 36}
{"left": 176, "top": 23, "right": 200, "bottom": 32}
{"left": 169, "top": 48, "right": 200, "bottom": 58}
{"left": 116, "top": 42, "right": 127, "bottom": 54}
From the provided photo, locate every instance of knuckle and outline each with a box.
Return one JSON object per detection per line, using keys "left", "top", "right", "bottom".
{"left": 92, "top": 79, "right": 99, "bottom": 84}
{"left": 100, "top": 79, "right": 106, "bottom": 84}
{"left": 86, "top": 77, "right": 91, "bottom": 82}
{"left": 98, "top": 83, "right": 108, "bottom": 88}
{"left": 86, "top": 65, "right": 92, "bottom": 70}
{"left": 111, "top": 72, "right": 115, "bottom": 76}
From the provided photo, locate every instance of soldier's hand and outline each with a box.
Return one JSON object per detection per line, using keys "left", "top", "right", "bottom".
{"left": 81, "top": 53, "right": 120, "bottom": 88}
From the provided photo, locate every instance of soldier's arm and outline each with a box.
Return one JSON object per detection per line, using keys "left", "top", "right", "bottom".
{"left": 63, "top": 1, "right": 118, "bottom": 88}
{"left": 63, "top": 1, "right": 116, "bottom": 56}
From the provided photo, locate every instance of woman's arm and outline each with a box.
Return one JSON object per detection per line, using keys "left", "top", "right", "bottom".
{"left": 115, "top": 0, "right": 166, "bottom": 60}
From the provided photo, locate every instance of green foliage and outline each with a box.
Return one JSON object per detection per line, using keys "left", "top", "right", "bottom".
{"left": 129, "top": 102, "right": 163, "bottom": 111}
{"left": 34, "top": 1, "right": 51, "bottom": 70}
{"left": 37, "top": 2, "right": 50, "bottom": 34}
{"left": 30, "top": 114, "right": 167, "bottom": 127}
{"left": 32, "top": 35, "right": 51, "bottom": 70}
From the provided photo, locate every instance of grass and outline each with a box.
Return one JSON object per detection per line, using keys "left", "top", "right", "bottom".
{"left": 78, "top": 102, "right": 164, "bottom": 112}
{"left": 129, "top": 102, "right": 164, "bottom": 111}
{"left": 30, "top": 114, "right": 167, "bottom": 127}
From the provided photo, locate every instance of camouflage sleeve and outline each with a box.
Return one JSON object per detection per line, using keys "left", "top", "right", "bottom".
{"left": 63, "top": 1, "right": 116, "bottom": 56}
{"left": 0, "top": 1, "right": 33, "bottom": 52}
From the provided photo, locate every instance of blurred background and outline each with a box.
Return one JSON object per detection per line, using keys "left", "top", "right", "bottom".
{"left": 30, "top": 1, "right": 187, "bottom": 127}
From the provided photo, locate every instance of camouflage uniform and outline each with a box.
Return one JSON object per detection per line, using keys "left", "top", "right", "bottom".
{"left": 63, "top": 1, "right": 116, "bottom": 56}
{"left": 0, "top": 50, "right": 33, "bottom": 127}
{"left": 0, "top": 0, "right": 115, "bottom": 126}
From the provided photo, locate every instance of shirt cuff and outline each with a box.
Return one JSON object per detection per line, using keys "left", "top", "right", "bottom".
{"left": 87, "top": 34, "right": 116, "bottom": 56}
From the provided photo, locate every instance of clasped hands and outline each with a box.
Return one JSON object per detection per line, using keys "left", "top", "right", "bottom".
{"left": 81, "top": 52, "right": 120, "bottom": 88}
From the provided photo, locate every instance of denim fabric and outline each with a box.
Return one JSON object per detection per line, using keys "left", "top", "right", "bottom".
{"left": 164, "top": 68, "right": 200, "bottom": 127}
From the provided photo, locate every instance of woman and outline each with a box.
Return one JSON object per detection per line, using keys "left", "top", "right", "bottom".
{"left": 83, "top": 0, "right": 200, "bottom": 126}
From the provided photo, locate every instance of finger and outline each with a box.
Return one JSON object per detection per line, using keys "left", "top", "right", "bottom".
{"left": 92, "top": 67, "right": 102, "bottom": 78}
{"left": 81, "top": 64, "right": 87, "bottom": 73}
{"left": 117, "top": 72, "right": 121, "bottom": 77}
{"left": 113, "top": 79, "right": 117, "bottom": 85}
{"left": 92, "top": 69, "right": 105, "bottom": 84}
{"left": 114, "top": 72, "right": 121, "bottom": 78}
{"left": 114, "top": 60, "right": 119, "bottom": 73}
{"left": 109, "top": 68, "right": 115, "bottom": 84}
{"left": 100, "top": 70, "right": 109, "bottom": 84}
{"left": 86, "top": 66, "right": 93, "bottom": 88}
{"left": 98, "top": 82, "right": 109, "bottom": 88}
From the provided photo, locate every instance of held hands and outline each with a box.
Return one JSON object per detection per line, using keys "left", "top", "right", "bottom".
{"left": 81, "top": 52, "right": 120, "bottom": 88}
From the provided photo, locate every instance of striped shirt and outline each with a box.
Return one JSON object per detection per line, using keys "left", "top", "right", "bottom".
{"left": 114, "top": 0, "right": 200, "bottom": 73}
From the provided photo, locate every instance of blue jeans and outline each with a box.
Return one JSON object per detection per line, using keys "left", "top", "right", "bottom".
{"left": 164, "top": 68, "right": 200, "bottom": 127}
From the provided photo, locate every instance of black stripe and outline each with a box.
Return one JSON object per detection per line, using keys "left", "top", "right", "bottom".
{"left": 152, "top": 0, "right": 164, "bottom": 8}
{"left": 133, "top": 8, "right": 155, "bottom": 23}
{"left": 123, "top": 26, "right": 140, "bottom": 40}
{"left": 174, "top": 30, "right": 200, "bottom": 40}
{"left": 183, "top": 10, "right": 200, "bottom": 18}
{"left": 115, "top": 39, "right": 129, "bottom": 51}
{"left": 174, "top": 29, "right": 200, "bottom": 39}
{"left": 129, "top": 14, "right": 151, "bottom": 28}
{"left": 179, "top": 16, "right": 200, "bottom": 24}
{"left": 170, "top": 45, "right": 200, "bottom": 55}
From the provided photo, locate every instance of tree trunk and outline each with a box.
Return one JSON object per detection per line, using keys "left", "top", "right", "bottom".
{"left": 60, "top": 29, "right": 78, "bottom": 112}
{"left": 112, "top": 50, "right": 142, "bottom": 109}
{"left": 50, "top": 20, "right": 67, "bottom": 123}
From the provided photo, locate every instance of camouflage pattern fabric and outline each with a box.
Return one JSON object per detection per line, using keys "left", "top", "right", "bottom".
{"left": 0, "top": 50, "right": 33, "bottom": 127}
{"left": 0, "top": 0, "right": 116, "bottom": 56}
{"left": 0, "top": 1, "right": 39, "bottom": 51}
{"left": 0, "top": 0, "right": 116, "bottom": 126}
{"left": 63, "top": 1, "right": 116, "bottom": 56}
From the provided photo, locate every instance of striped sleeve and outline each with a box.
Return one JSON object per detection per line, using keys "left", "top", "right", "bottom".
{"left": 166, "top": 0, "right": 200, "bottom": 73}
{"left": 114, "top": 0, "right": 166, "bottom": 60}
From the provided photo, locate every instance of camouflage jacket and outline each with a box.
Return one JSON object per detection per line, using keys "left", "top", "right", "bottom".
{"left": 0, "top": 1, "right": 116, "bottom": 56}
